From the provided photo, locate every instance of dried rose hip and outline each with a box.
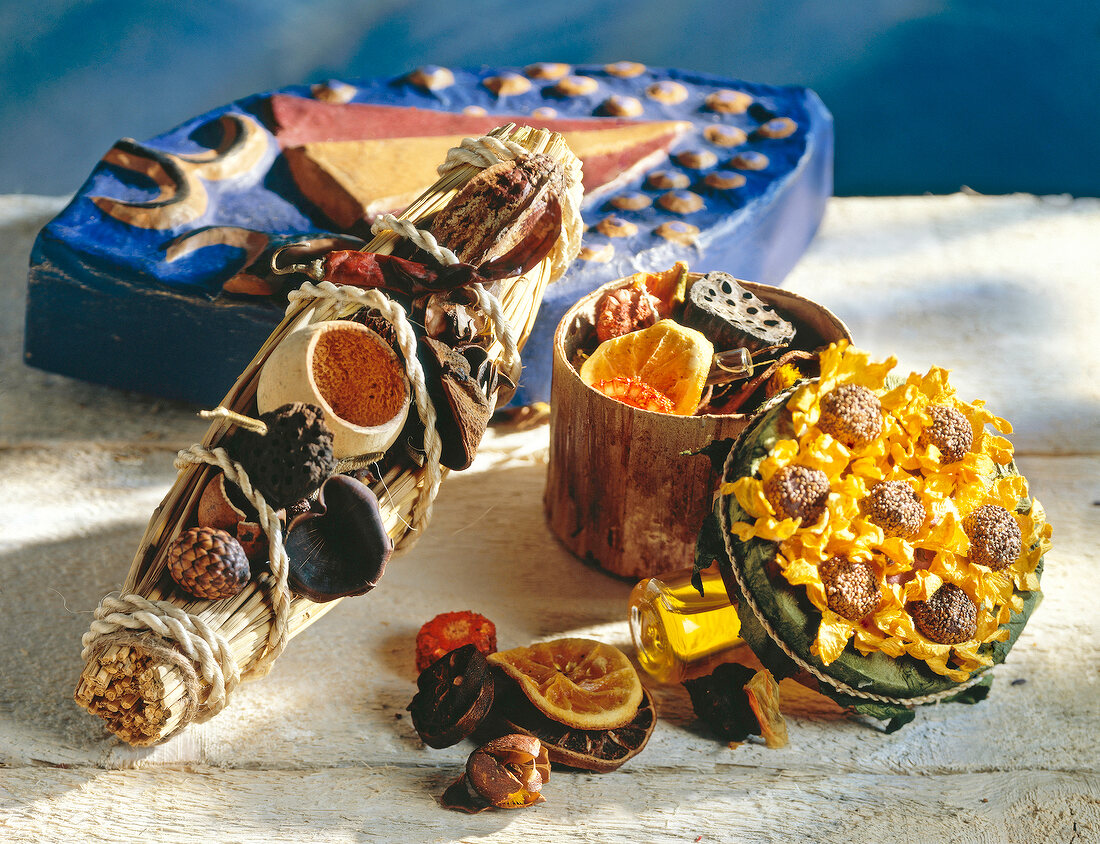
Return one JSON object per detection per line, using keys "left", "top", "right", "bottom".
{"left": 415, "top": 610, "right": 498, "bottom": 673}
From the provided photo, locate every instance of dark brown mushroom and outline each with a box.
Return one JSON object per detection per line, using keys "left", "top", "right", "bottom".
{"left": 419, "top": 337, "right": 493, "bottom": 471}
{"left": 284, "top": 474, "right": 391, "bottom": 602}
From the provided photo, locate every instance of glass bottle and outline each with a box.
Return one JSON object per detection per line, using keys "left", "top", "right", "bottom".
{"left": 628, "top": 566, "right": 743, "bottom": 684}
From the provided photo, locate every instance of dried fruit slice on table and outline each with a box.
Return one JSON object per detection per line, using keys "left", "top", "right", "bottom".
{"left": 408, "top": 644, "right": 495, "bottom": 749}
{"left": 579, "top": 319, "right": 713, "bottom": 415}
{"left": 493, "top": 673, "right": 656, "bottom": 772}
{"left": 415, "top": 610, "right": 498, "bottom": 673}
{"left": 488, "top": 638, "right": 643, "bottom": 730}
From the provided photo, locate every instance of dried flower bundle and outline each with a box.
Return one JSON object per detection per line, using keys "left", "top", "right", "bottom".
{"left": 75, "top": 125, "right": 583, "bottom": 745}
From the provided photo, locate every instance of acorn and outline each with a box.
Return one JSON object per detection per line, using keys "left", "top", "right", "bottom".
{"left": 919, "top": 404, "right": 973, "bottom": 463}
{"left": 818, "top": 383, "right": 882, "bottom": 448}
{"left": 865, "top": 480, "right": 926, "bottom": 539}
{"left": 764, "top": 464, "right": 830, "bottom": 524}
{"left": 964, "top": 504, "right": 1021, "bottom": 571}
{"left": 819, "top": 556, "right": 880, "bottom": 621}
{"left": 231, "top": 402, "right": 337, "bottom": 510}
{"left": 166, "top": 526, "right": 250, "bottom": 600}
{"left": 911, "top": 583, "right": 978, "bottom": 645}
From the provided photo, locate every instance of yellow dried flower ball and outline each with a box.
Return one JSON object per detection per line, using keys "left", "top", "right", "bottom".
{"left": 864, "top": 480, "right": 925, "bottom": 539}
{"left": 819, "top": 556, "right": 880, "bottom": 621}
{"left": 763, "top": 464, "right": 829, "bottom": 524}
{"left": 912, "top": 583, "right": 978, "bottom": 645}
{"left": 964, "top": 504, "right": 1021, "bottom": 571}
{"left": 919, "top": 403, "right": 973, "bottom": 462}
{"left": 817, "top": 383, "right": 882, "bottom": 448}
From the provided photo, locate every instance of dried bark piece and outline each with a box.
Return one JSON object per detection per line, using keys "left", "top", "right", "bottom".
{"left": 409, "top": 644, "right": 495, "bottom": 748}
{"left": 284, "top": 474, "right": 391, "bottom": 601}
{"left": 420, "top": 337, "right": 492, "bottom": 471}
{"left": 493, "top": 673, "right": 656, "bottom": 772}
{"left": 430, "top": 153, "right": 566, "bottom": 269}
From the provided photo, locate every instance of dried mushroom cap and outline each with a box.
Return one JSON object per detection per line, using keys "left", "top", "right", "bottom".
{"left": 764, "top": 464, "right": 830, "bottom": 524}
{"left": 964, "top": 504, "right": 1022, "bottom": 571}
{"left": 919, "top": 403, "right": 973, "bottom": 463}
{"left": 819, "top": 556, "right": 881, "bottom": 621}
{"left": 166, "top": 526, "right": 250, "bottom": 601}
{"left": 420, "top": 337, "right": 492, "bottom": 471}
{"left": 865, "top": 480, "right": 926, "bottom": 539}
{"left": 912, "top": 583, "right": 978, "bottom": 645}
{"left": 818, "top": 383, "right": 883, "bottom": 449}
{"left": 232, "top": 402, "right": 336, "bottom": 510}
{"left": 284, "top": 474, "right": 391, "bottom": 602}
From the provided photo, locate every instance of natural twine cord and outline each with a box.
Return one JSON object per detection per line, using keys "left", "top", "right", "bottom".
{"left": 717, "top": 393, "right": 988, "bottom": 708}
{"left": 79, "top": 130, "right": 567, "bottom": 731}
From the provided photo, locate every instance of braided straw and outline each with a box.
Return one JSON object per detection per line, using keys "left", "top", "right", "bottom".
{"left": 717, "top": 394, "right": 988, "bottom": 707}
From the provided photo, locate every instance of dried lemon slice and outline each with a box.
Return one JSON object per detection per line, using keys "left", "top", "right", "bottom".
{"left": 488, "top": 638, "right": 644, "bottom": 730}
{"left": 579, "top": 319, "right": 713, "bottom": 415}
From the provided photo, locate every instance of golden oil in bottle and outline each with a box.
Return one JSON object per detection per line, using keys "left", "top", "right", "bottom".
{"left": 629, "top": 566, "right": 742, "bottom": 684}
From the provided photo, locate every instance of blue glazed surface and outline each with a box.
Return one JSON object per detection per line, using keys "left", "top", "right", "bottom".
{"left": 25, "top": 64, "right": 832, "bottom": 406}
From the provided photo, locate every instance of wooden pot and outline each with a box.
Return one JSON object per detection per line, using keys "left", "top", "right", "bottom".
{"left": 545, "top": 274, "right": 851, "bottom": 580}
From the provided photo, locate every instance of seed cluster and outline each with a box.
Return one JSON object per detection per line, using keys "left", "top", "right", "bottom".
{"left": 764, "top": 464, "right": 830, "bottom": 524}
{"left": 919, "top": 403, "right": 973, "bottom": 463}
{"left": 233, "top": 402, "right": 336, "bottom": 510}
{"left": 817, "top": 383, "right": 882, "bottom": 449}
{"left": 964, "top": 504, "right": 1022, "bottom": 571}
{"left": 819, "top": 556, "right": 880, "bottom": 621}
{"left": 912, "top": 583, "right": 978, "bottom": 645}
{"left": 864, "top": 481, "right": 926, "bottom": 539}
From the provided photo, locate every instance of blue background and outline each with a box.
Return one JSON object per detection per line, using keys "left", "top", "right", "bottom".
{"left": 2, "top": 0, "right": 1097, "bottom": 197}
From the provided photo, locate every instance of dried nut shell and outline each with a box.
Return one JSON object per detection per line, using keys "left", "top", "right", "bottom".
{"left": 409, "top": 644, "right": 495, "bottom": 748}
{"left": 420, "top": 337, "right": 492, "bottom": 471}
{"left": 284, "top": 475, "right": 391, "bottom": 601}
{"left": 197, "top": 472, "right": 267, "bottom": 562}
{"left": 467, "top": 735, "right": 549, "bottom": 807}
{"left": 256, "top": 320, "right": 411, "bottom": 460}
{"left": 493, "top": 672, "right": 656, "bottom": 772}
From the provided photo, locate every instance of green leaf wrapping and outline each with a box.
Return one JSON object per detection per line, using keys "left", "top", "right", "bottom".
{"left": 705, "top": 388, "right": 1046, "bottom": 725}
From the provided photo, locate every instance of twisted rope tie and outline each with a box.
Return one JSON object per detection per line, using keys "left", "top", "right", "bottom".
{"left": 286, "top": 282, "right": 442, "bottom": 540}
{"left": 716, "top": 394, "right": 988, "bottom": 708}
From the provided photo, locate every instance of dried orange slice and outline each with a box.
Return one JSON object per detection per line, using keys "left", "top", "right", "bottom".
{"left": 745, "top": 669, "right": 788, "bottom": 749}
{"left": 593, "top": 376, "right": 676, "bottom": 413}
{"left": 579, "top": 319, "right": 712, "bottom": 415}
{"left": 488, "top": 638, "right": 643, "bottom": 730}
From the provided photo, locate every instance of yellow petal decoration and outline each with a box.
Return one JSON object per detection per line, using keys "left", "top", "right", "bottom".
{"left": 728, "top": 341, "right": 1051, "bottom": 681}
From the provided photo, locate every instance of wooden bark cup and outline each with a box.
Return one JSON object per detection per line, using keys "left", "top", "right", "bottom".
{"left": 257, "top": 320, "right": 411, "bottom": 459}
{"left": 545, "top": 274, "right": 851, "bottom": 579}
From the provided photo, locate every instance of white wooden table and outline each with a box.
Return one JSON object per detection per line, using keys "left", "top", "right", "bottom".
{"left": 2, "top": 193, "right": 1098, "bottom": 843}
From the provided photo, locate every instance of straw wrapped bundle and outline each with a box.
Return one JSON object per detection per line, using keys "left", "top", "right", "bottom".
{"left": 75, "top": 125, "right": 584, "bottom": 745}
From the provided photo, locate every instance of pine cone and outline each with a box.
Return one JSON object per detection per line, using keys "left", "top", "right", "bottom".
{"left": 232, "top": 403, "right": 337, "bottom": 509}
{"left": 167, "top": 526, "right": 250, "bottom": 600}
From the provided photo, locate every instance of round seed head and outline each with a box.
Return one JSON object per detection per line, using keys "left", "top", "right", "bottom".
{"left": 167, "top": 526, "right": 251, "bottom": 600}
{"left": 963, "top": 504, "right": 1021, "bottom": 571}
{"left": 764, "top": 464, "right": 830, "bottom": 524}
{"left": 819, "top": 556, "right": 880, "bottom": 621}
{"left": 911, "top": 583, "right": 978, "bottom": 645}
{"left": 919, "top": 404, "right": 973, "bottom": 463}
{"left": 865, "top": 480, "right": 925, "bottom": 539}
{"left": 818, "top": 383, "right": 882, "bottom": 449}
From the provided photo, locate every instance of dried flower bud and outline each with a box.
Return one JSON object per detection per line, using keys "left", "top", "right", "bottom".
{"left": 963, "top": 504, "right": 1021, "bottom": 571}
{"left": 911, "top": 583, "right": 978, "bottom": 645}
{"left": 919, "top": 403, "right": 973, "bottom": 463}
{"left": 819, "top": 556, "right": 880, "bottom": 621}
{"left": 818, "top": 383, "right": 882, "bottom": 448}
{"left": 865, "top": 480, "right": 926, "bottom": 539}
{"left": 764, "top": 464, "right": 829, "bottom": 524}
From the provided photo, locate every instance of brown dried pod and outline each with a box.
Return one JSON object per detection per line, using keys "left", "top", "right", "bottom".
{"left": 408, "top": 644, "right": 495, "bottom": 749}
{"left": 460, "top": 343, "right": 515, "bottom": 407}
{"left": 284, "top": 474, "right": 391, "bottom": 601}
{"left": 420, "top": 337, "right": 492, "bottom": 471}
{"left": 442, "top": 734, "right": 549, "bottom": 813}
{"left": 430, "top": 153, "right": 566, "bottom": 270}
{"left": 196, "top": 471, "right": 268, "bottom": 562}
{"left": 493, "top": 673, "right": 656, "bottom": 772}
{"left": 423, "top": 293, "right": 482, "bottom": 346}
